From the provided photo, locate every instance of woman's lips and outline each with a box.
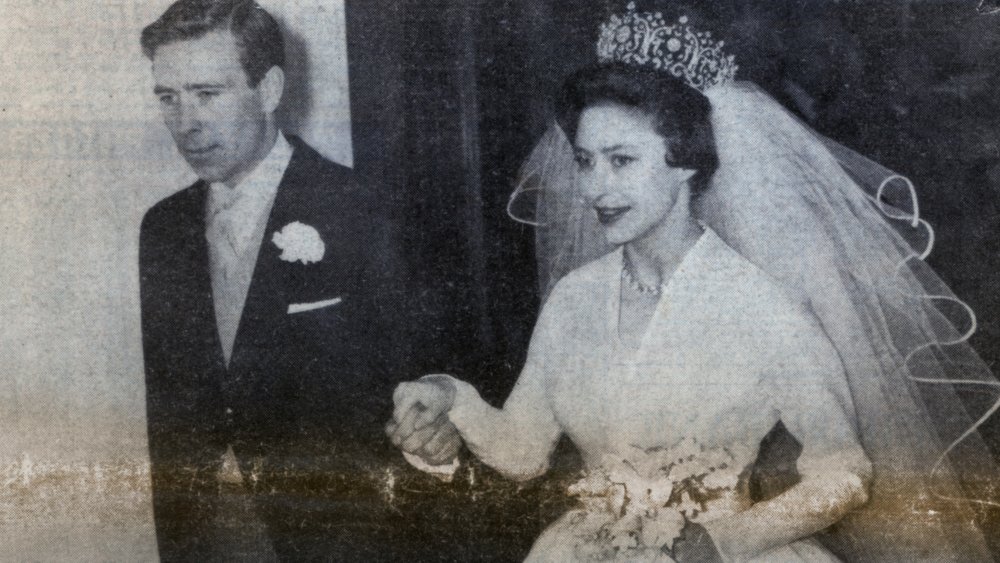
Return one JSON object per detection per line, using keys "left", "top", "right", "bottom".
{"left": 596, "top": 206, "right": 630, "bottom": 225}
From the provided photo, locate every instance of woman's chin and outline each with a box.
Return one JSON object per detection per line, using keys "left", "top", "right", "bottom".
{"left": 603, "top": 224, "right": 659, "bottom": 249}
{"left": 601, "top": 227, "right": 637, "bottom": 247}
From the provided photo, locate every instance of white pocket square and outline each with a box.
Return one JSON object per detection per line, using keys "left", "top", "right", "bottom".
{"left": 287, "top": 297, "right": 343, "bottom": 314}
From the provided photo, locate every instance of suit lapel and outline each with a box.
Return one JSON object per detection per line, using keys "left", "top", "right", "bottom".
{"left": 226, "top": 139, "right": 352, "bottom": 383}
{"left": 226, "top": 164, "right": 298, "bottom": 380}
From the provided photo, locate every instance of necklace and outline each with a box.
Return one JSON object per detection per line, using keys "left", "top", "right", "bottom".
{"left": 622, "top": 259, "right": 663, "bottom": 296}
{"left": 621, "top": 221, "right": 705, "bottom": 297}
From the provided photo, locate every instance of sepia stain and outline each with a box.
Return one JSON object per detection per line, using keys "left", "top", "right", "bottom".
{"left": 978, "top": 0, "right": 1000, "bottom": 14}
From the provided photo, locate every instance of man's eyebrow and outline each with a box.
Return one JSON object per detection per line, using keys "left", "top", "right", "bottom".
{"left": 184, "top": 82, "right": 229, "bottom": 90}
{"left": 153, "top": 85, "right": 175, "bottom": 95}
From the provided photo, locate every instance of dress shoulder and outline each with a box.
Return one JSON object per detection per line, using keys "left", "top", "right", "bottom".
{"left": 700, "top": 232, "right": 813, "bottom": 323}
{"left": 545, "top": 248, "right": 621, "bottom": 305}
{"left": 672, "top": 231, "right": 833, "bottom": 369}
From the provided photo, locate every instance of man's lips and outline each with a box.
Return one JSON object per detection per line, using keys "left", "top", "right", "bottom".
{"left": 182, "top": 144, "right": 218, "bottom": 158}
{"left": 595, "top": 206, "right": 630, "bottom": 225}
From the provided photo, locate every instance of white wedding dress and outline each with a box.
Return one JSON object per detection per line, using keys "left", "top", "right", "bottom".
{"left": 444, "top": 229, "right": 872, "bottom": 562}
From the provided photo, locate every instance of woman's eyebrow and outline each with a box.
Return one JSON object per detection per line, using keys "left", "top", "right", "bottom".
{"left": 573, "top": 143, "right": 638, "bottom": 154}
{"left": 599, "top": 143, "right": 638, "bottom": 153}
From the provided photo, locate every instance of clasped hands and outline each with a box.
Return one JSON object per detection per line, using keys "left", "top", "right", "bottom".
{"left": 386, "top": 376, "right": 462, "bottom": 466}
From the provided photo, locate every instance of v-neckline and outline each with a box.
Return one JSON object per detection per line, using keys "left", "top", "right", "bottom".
{"left": 608, "top": 230, "right": 711, "bottom": 362}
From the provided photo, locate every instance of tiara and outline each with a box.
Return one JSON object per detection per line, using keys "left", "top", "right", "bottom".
{"left": 597, "top": 2, "right": 738, "bottom": 91}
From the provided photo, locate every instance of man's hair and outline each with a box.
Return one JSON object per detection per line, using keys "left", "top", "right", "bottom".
{"left": 141, "top": 0, "right": 284, "bottom": 86}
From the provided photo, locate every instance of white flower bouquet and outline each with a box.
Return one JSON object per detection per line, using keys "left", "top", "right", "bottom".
{"left": 567, "top": 438, "right": 741, "bottom": 561}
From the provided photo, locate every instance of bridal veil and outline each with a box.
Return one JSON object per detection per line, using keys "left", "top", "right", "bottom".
{"left": 508, "top": 4, "right": 1000, "bottom": 560}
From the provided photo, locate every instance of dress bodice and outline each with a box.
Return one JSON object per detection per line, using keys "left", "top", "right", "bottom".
{"left": 524, "top": 232, "right": 862, "bottom": 480}
{"left": 444, "top": 229, "right": 872, "bottom": 561}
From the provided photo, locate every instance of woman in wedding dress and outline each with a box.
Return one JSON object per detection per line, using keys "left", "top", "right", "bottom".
{"left": 389, "top": 5, "right": 998, "bottom": 561}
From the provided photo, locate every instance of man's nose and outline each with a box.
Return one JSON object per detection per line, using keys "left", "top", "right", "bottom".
{"left": 175, "top": 98, "right": 202, "bottom": 134}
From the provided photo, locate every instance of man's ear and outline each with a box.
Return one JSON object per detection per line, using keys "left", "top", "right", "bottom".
{"left": 259, "top": 66, "right": 285, "bottom": 114}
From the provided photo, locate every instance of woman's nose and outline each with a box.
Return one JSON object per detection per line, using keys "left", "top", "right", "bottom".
{"left": 580, "top": 165, "right": 609, "bottom": 202}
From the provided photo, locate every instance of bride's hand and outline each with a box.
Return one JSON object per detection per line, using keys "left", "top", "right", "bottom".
{"left": 386, "top": 376, "right": 459, "bottom": 464}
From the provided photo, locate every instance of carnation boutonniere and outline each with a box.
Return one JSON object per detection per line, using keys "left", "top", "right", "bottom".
{"left": 272, "top": 221, "right": 325, "bottom": 265}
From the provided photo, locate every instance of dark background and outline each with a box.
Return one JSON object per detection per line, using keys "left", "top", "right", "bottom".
{"left": 345, "top": 1, "right": 1000, "bottom": 559}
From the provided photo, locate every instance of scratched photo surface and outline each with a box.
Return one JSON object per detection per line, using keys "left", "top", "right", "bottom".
{"left": 2, "top": 1, "right": 1000, "bottom": 561}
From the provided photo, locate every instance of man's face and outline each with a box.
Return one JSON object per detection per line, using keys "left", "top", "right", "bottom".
{"left": 152, "top": 30, "right": 271, "bottom": 187}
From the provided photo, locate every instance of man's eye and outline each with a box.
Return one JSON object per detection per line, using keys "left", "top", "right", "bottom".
{"left": 197, "top": 91, "right": 220, "bottom": 101}
{"left": 158, "top": 94, "right": 177, "bottom": 105}
{"left": 610, "top": 155, "right": 636, "bottom": 168}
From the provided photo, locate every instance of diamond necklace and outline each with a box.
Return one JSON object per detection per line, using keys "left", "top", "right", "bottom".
{"left": 622, "top": 256, "right": 663, "bottom": 296}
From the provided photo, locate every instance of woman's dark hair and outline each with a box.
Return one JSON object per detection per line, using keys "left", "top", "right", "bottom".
{"left": 141, "top": 0, "right": 284, "bottom": 87}
{"left": 555, "top": 62, "right": 718, "bottom": 195}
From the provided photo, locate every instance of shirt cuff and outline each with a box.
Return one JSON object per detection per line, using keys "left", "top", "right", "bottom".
{"left": 402, "top": 451, "right": 460, "bottom": 481}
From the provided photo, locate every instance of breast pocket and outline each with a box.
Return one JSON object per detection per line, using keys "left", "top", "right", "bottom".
{"left": 284, "top": 294, "right": 356, "bottom": 339}
{"left": 287, "top": 296, "right": 344, "bottom": 315}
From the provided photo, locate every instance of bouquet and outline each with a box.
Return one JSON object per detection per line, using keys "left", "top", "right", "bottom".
{"left": 568, "top": 438, "right": 742, "bottom": 561}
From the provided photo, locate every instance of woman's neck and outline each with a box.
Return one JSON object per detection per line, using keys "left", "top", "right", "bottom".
{"left": 623, "top": 191, "right": 703, "bottom": 290}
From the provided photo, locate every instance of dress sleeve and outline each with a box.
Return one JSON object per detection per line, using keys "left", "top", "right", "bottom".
{"left": 703, "top": 307, "right": 873, "bottom": 562}
{"left": 442, "top": 289, "right": 567, "bottom": 481}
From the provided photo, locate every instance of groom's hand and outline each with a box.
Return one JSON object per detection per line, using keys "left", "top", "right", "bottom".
{"left": 387, "top": 415, "right": 461, "bottom": 465}
{"left": 387, "top": 378, "right": 460, "bottom": 464}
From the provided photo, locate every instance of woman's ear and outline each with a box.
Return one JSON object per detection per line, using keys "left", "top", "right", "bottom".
{"left": 664, "top": 153, "right": 699, "bottom": 185}
{"left": 260, "top": 66, "right": 285, "bottom": 114}
{"left": 677, "top": 167, "right": 698, "bottom": 184}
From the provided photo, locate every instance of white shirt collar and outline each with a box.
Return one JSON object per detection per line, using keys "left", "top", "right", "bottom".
{"left": 211, "top": 132, "right": 293, "bottom": 203}
{"left": 208, "top": 132, "right": 294, "bottom": 257}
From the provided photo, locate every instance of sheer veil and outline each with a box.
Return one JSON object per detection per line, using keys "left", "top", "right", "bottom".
{"left": 509, "top": 78, "right": 999, "bottom": 561}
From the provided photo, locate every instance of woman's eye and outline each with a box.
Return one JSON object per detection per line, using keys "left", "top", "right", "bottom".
{"left": 574, "top": 154, "right": 594, "bottom": 170}
{"left": 610, "top": 155, "right": 636, "bottom": 168}
{"left": 158, "top": 94, "right": 177, "bottom": 106}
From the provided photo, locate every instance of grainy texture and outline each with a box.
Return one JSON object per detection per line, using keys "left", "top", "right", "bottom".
{"left": 2, "top": 0, "right": 1000, "bottom": 560}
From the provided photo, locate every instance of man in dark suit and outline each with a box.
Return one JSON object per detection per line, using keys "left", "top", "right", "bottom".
{"left": 138, "top": 1, "right": 461, "bottom": 560}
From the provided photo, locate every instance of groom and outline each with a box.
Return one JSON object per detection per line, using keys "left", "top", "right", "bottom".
{"left": 138, "top": 1, "right": 461, "bottom": 560}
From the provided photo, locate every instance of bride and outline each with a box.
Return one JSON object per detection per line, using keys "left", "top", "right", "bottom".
{"left": 388, "top": 4, "right": 998, "bottom": 561}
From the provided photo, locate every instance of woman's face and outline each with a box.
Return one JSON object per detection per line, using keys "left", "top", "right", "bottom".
{"left": 573, "top": 103, "right": 695, "bottom": 247}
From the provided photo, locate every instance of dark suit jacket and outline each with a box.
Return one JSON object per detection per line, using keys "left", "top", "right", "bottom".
{"left": 140, "top": 137, "right": 457, "bottom": 561}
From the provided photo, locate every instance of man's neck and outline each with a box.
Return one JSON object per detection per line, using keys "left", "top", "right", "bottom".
{"left": 222, "top": 125, "right": 281, "bottom": 189}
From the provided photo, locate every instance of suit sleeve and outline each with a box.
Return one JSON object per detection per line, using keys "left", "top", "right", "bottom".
{"left": 139, "top": 204, "right": 223, "bottom": 561}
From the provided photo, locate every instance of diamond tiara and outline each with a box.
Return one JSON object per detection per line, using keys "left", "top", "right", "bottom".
{"left": 597, "top": 2, "right": 738, "bottom": 91}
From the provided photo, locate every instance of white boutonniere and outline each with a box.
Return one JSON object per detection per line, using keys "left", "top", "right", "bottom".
{"left": 272, "top": 221, "right": 325, "bottom": 265}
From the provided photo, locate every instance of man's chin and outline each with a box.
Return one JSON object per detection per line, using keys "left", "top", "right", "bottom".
{"left": 187, "top": 164, "right": 228, "bottom": 185}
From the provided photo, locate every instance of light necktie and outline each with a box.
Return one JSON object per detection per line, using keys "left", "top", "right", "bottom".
{"left": 209, "top": 188, "right": 249, "bottom": 367}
